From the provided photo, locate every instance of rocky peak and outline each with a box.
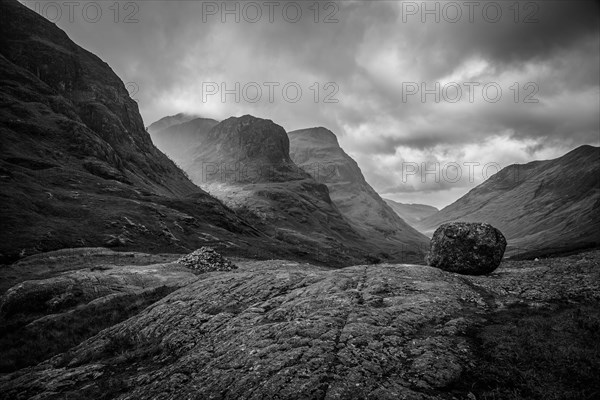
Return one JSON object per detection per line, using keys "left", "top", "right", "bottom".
{"left": 289, "top": 127, "right": 431, "bottom": 262}
{"left": 288, "top": 127, "right": 366, "bottom": 186}
{"left": 147, "top": 113, "right": 199, "bottom": 134}
{"left": 288, "top": 127, "right": 340, "bottom": 147}
{"left": 205, "top": 115, "right": 292, "bottom": 165}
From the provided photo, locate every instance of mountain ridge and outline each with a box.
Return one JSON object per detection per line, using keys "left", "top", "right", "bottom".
{"left": 418, "top": 145, "right": 600, "bottom": 257}
{"left": 162, "top": 114, "right": 387, "bottom": 265}
{"left": 288, "top": 127, "right": 430, "bottom": 262}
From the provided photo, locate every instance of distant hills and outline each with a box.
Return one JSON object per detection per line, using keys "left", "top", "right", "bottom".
{"left": 417, "top": 145, "right": 600, "bottom": 258}
{"left": 383, "top": 199, "right": 439, "bottom": 228}
{"left": 148, "top": 116, "right": 219, "bottom": 167}
{"left": 147, "top": 113, "right": 198, "bottom": 134}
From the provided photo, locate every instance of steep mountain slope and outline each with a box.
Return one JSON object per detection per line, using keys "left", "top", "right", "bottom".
{"left": 288, "top": 127, "right": 430, "bottom": 262}
{"left": 384, "top": 199, "right": 439, "bottom": 229}
{"left": 147, "top": 115, "right": 219, "bottom": 166}
{"left": 0, "top": 0, "right": 301, "bottom": 264}
{"left": 418, "top": 145, "right": 600, "bottom": 257}
{"left": 179, "top": 115, "right": 392, "bottom": 264}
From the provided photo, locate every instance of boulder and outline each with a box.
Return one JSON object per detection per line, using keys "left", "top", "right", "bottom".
{"left": 426, "top": 222, "right": 507, "bottom": 275}
{"left": 176, "top": 247, "right": 238, "bottom": 273}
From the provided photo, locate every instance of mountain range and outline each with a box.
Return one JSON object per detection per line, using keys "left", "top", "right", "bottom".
{"left": 0, "top": 0, "right": 334, "bottom": 265}
{"left": 148, "top": 115, "right": 430, "bottom": 263}
{"left": 147, "top": 119, "right": 431, "bottom": 263}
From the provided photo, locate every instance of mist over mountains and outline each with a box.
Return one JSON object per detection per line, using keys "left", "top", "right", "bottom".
{"left": 147, "top": 115, "right": 430, "bottom": 264}
{"left": 148, "top": 113, "right": 599, "bottom": 261}
{"left": 383, "top": 200, "right": 439, "bottom": 228}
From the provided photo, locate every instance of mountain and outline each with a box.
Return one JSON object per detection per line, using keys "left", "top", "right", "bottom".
{"left": 384, "top": 199, "right": 439, "bottom": 229}
{"left": 146, "top": 113, "right": 198, "bottom": 133}
{"left": 147, "top": 115, "right": 219, "bottom": 166}
{"left": 288, "top": 127, "right": 430, "bottom": 262}
{"left": 172, "top": 115, "right": 384, "bottom": 265}
{"left": 0, "top": 0, "right": 304, "bottom": 264}
{"left": 418, "top": 145, "right": 600, "bottom": 258}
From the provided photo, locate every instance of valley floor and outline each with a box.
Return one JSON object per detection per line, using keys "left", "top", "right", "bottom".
{"left": 0, "top": 249, "right": 599, "bottom": 399}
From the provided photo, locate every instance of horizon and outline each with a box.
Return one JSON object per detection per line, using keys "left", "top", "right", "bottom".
{"left": 19, "top": 0, "right": 600, "bottom": 209}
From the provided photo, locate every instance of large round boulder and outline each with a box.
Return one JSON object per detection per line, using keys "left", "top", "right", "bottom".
{"left": 426, "top": 222, "right": 507, "bottom": 275}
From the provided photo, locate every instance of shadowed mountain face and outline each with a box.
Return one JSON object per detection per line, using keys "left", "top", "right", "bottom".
{"left": 188, "top": 115, "right": 305, "bottom": 183}
{"left": 288, "top": 127, "right": 430, "bottom": 262}
{"left": 0, "top": 0, "right": 309, "bottom": 264}
{"left": 418, "top": 145, "right": 600, "bottom": 258}
{"left": 148, "top": 116, "right": 219, "bottom": 166}
{"left": 384, "top": 199, "right": 439, "bottom": 229}
{"left": 169, "top": 115, "right": 380, "bottom": 265}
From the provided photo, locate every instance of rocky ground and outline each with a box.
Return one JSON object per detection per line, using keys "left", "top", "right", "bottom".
{"left": 176, "top": 247, "right": 238, "bottom": 273}
{"left": 0, "top": 249, "right": 599, "bottom": 399}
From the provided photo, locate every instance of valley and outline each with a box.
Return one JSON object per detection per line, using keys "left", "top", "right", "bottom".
{"left": 1, "top": 0, "right": 599, "bottom": 399}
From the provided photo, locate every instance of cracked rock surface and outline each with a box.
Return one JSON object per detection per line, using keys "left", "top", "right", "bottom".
{"left": 1, "top": 252, "right": 599, "bottom": 399}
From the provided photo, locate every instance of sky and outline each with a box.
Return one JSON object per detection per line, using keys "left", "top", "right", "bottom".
{"left": 21, "top": 0, "right": 600, "bottom": 208}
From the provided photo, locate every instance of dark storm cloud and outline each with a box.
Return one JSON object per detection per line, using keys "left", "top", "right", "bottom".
{"left": 24, "top": 0, "right": 600, "bottom": 207}
{"left": 462, "top": 1, "right": 599, "bottom": 66}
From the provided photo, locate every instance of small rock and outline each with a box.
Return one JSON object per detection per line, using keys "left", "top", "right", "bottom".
{"left": 176, "top": 247, "right": 237, "bottom": 274}
{"left": 425, "top": 222, "right": 507, "bottom": 275}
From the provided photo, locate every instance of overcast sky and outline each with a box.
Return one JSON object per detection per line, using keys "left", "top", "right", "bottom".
{"left": 22, "top": 0, "right": 600, "bottom": 208}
